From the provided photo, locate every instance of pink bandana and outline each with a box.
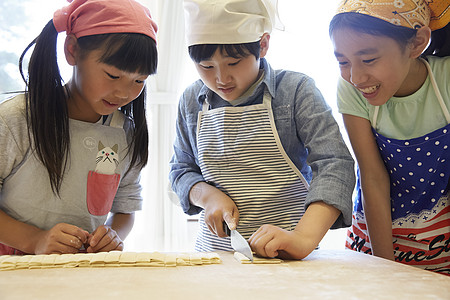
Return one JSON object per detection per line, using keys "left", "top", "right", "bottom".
{"left": 53, "top": 0, "right": 157, "bottom": 42}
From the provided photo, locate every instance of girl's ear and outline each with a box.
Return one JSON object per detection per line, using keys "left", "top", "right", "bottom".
{"left": 409, "top": 26, "right": 431, "bottom": 58}
{"left": 64, "top": 34, "right": 79, "bottom": 66}
{"left": 259, "top": 33, "right": 270, "bottom": 58}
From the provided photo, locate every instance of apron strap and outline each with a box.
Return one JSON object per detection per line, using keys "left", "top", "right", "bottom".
{"left": 110, "top": 110, "right": 126, "bottom": 129}
{"left": 372, "top": 106, "right": 379, "bottom": 128}
{"left": 262, "top": 89, "right": 271, "bottom": 106}
{"left": 202, "top": 98, "right": 209, "bottom": 113}
{"left": 421, "top": 58, "right": 450, "bottom": 123}
{"left": 372, "top": 58, "right": 450, "bottom": 127}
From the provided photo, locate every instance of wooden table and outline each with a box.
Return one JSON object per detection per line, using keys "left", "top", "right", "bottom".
{"left": 0, "top": 249, "right": 448, "bottom": 299}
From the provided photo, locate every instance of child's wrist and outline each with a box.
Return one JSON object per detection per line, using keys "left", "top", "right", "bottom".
{"left": 189, "top": 182, "right": 206, "bottom": 208}
{"left": 189, "top": 181, "right": 215, "bottom": 208}
{"left": 24, "top": 226, "right": 45, "bottom": 254}
{"left": 289, "top": 230, "right": 318, "bottom": 259}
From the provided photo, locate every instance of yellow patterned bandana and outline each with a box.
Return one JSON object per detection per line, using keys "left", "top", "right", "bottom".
{"left": 337, "top": 0, "right": 449, "bottom": 30}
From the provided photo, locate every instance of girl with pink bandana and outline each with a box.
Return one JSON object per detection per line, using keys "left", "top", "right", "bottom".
{"left": 330, "top": 0, "right": 449, "bottom": 275}
{"left": 0, "top": 0, "right": 157, "bottom": 255}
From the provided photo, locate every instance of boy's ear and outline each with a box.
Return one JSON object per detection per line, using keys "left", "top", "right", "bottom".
{"left": 409, "top": 26, "right": 431, "bottom": 58}
{"left": 259, "top": 33, "right": 270, "bottom": 58}
{"left": 64, "top": 34, "right": 79, "bottom": 66}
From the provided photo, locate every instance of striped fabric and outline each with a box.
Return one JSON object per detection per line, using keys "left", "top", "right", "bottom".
{"left": 195, "top": 94, "right": 308, "bottom": 252}
{"left": 346, "top": 194, "right": 449, "bottom": 275}
{"left": 392, "top": 196, "right": 449, "bottom": 273}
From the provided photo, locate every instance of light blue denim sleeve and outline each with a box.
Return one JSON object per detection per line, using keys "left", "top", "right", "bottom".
{"left": 290, "top": 74, "right": 355, "bottom": 227}
{"left": 169, "top": 82, "right": 205, "bottom": 215}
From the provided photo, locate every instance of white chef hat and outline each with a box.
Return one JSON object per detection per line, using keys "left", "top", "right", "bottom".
{"left": 184, "top": 0, "right": 283, "bottom": 46}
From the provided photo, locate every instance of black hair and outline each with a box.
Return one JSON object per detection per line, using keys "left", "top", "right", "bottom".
{"left": 423, "top": 22, "right": 450, "bottom": 57}
{"left": 188, "top": 41, "right": 261, "bottom": 63}
{"left": 329, "top": 12, "right": 450, "bottom": 57}
{"left": 19, "top": 20, "right": 158, "bottom": 194}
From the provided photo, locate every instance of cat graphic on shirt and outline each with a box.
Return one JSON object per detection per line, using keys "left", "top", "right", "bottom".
{"left": 95, "top": 141, "right": 120, "bottom": 175}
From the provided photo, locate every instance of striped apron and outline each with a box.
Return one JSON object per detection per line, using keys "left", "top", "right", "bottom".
{"left": 195, "top": 90, "right": 309, "bottom": 251}
{"left": 346, "top": 59, "right": 450, "bottom": 275}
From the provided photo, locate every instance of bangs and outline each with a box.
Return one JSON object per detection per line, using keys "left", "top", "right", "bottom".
{"left": 188, "top": 41, "right": 260, "bottom": 63}
{"left": 329, "top": 13, "right": 417, "bottom": 49}
{"left": 78, "top": 33, "right": 158, "bottom": 75}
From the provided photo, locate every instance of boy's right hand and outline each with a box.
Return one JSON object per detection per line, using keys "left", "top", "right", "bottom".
{"left": 33, "top": 223, "right": 90, "bottom": 254}
{"left": 190, "top": 182, "right": 239, "bottom": 238}
{"left": 204, "top": 197, "right": 238, "bottom": 238}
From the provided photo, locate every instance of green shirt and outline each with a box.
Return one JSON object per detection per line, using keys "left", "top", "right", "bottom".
{"left": 337, "top": 56, "right": 450, "bottom": 140}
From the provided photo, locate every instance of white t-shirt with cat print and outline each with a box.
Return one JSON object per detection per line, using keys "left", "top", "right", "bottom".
{"left": 0, "top": 94, "right": 142, "bottom": 235}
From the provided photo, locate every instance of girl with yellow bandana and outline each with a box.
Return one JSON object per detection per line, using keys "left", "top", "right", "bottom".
{"left": 329, "top": 0, "right": 450, "bottom": 276}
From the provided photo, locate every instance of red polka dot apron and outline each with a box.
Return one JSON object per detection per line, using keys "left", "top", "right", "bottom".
{"left": 346, "top": 59, "right": 450, "bottom": 275}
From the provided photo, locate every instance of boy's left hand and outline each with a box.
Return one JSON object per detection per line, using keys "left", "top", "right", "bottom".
{"left": 248, "top": 225, "right": 315, "bottom": 260}
{"left": 86, "top": 225, "right": 124, "bottom": 253}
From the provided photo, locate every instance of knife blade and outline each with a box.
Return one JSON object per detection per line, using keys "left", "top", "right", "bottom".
{"left": 224, "top": 222, "right": 254, "bottom": 262}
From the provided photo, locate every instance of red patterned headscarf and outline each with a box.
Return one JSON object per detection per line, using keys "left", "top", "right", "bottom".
{"left": 53, "top": 0, "right": 158, "bottom": 42}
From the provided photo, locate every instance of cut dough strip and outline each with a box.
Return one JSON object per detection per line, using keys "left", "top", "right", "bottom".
{"left": 0, "top": 251, "right": 221, "bottom": 271}
{"left": 233, "top": 252, "right": 283, "bottom": 264}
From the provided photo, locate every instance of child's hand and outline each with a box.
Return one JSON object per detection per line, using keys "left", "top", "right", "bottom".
{"left": 248, "top": 224, "right": 315, "bottom": 260}
{"left": 203, "top": 189, "right": 239, "bottom": 238}
{"left": 86, "top": 225, "right": 124, "bottom": 253}
{"left": 190, "top": 182, "right": 239, "bottom": 238}
{"left": 33, "top": 223, "right": 90, "bottom": 254}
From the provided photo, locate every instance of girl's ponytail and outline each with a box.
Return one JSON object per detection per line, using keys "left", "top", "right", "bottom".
{"left": 423, "top": 23, "right": 450, "bottom": 57}
{"left": 21, "top": 20, "right": 70, "bottom": 194}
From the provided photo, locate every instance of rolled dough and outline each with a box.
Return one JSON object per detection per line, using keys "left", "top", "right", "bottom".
{"left": 0, "top": 251, "right": 221, "bottom": 271}
{"left": 233, "top": 252, "right": 283, "bottom": 264}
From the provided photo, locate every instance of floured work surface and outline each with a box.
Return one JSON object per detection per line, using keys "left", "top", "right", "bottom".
{"left": 233, "top": 251, "right": 283, "bottom": 264}
{"left": 0, "top": 251, "right": 449, "bottom": 300}
{"left": 0, "top": 251, "right": 221, "bottom": 271}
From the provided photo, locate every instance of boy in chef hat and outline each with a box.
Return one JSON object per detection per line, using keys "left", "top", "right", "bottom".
{"left": 170, "top": 0, "right": 355, "bottom": 259}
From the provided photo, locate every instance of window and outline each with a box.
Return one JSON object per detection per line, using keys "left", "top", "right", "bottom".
{"left": 0, "top": 0, "right": 68, "bottom": 102}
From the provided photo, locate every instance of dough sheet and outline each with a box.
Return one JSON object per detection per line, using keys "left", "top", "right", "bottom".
{"left": 0, "top": 251, "right": 221, "bottom": 271}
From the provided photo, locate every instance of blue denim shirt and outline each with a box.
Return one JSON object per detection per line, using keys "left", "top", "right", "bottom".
{"left": 169, "top": 59, "right": 355, "bottom": 227}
